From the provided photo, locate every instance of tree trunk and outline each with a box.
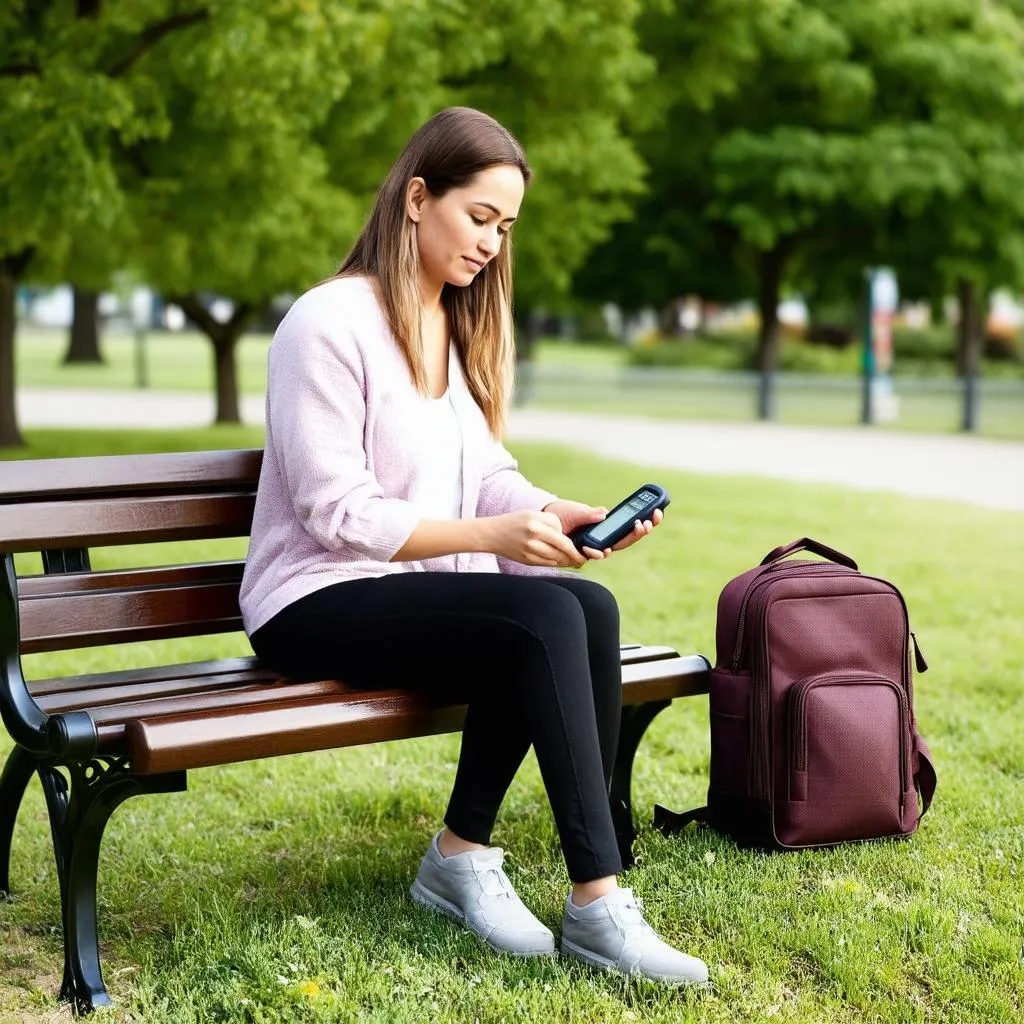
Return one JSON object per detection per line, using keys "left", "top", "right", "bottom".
{"left": 513, "top": 308, "right": 545, "bottom": 405}
{"left": 171, "top": 293, "right": 257, "bottom": 425}
{"left": 956, "top": 277, "right": 984, "bottom": 432}
{"left": 0, "top": 270, "right": 23, "bottom": 448}
{"left": 659, "top": 298, "right": 684, "bottom": 337}
{"left": 755, "top": 246, "right": 787, "bottom": 421}
{"left": 63, "top": 286, "right": 103, "bottom": 364}
{"left": 212, "top": 331, "right": 242, "bottom": 423}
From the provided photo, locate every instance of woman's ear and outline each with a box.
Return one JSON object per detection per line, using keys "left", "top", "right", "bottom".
{"left": 405, "top": 177, "right": 427, "bottom": 223}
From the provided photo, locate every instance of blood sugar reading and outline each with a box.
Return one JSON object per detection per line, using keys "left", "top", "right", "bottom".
{"left": 589, "top": 489, "right": 659, "bottom": 545}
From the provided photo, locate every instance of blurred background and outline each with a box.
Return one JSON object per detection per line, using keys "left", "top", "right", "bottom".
{"left": 3, "top": 0, "right": 1024, "bottom": 448}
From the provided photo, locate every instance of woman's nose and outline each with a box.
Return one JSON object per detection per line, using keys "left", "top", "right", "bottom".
{"left": 479, "top": 225, "right": 501, "bottom": 256}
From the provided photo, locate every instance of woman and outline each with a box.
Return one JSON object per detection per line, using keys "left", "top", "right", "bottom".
{"left": 240, "top": 106, "right": 708, "bottom": 986}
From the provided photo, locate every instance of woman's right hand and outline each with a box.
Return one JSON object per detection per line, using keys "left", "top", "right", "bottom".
{"left": 482, "top": 509, "right": 588, "bottom": 568}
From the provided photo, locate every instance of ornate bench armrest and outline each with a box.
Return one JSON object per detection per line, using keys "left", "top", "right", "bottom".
{"left": 1, "top": 554, "right": 97, "bottom": 759}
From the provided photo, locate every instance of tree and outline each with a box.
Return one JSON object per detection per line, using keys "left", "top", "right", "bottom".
{"left": 574, "top": 0, "right": 1024, "bottom": 421}
{"left": 108, "top": 0, "right": 415, "bottom": 423}
{"left": 0, "top": 1, "right": 209, "bottom": 446}
{"left": 438, "top": 0, "right": 653, "bottom": 358}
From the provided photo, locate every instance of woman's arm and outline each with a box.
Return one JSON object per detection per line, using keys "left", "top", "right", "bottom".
{"left": 392, "top": 510, "right": 587, "bottom": 568}
{"left": 268, "top": 312, "right": 419, "bottom": 561}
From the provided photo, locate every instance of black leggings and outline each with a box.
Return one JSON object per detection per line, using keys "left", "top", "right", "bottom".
{"left": 249, "top": 571, "right": 624, "bottom": 882}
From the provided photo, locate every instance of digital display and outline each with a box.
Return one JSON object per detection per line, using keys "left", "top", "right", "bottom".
{"left": 587, "top": 491, "right": 656, "bottom": 545}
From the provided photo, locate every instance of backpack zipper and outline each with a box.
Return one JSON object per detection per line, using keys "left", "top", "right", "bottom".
{"left": 737, "top": 566, "right": 856, "bottom": 800}
{"left": 730, "top": 563, "right": 855, "bottom": 670}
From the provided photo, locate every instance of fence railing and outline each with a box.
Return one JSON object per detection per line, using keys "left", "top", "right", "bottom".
{"left": 513, "top": 364, "right": 1024, "bottom": 440}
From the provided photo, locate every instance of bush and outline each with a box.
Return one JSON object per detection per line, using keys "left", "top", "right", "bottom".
{"left": 624, "top": 326, "right": 1024, "bottom": 377}
{"left": 627, "top": 331, "right": 860, "bottom": 373}
{"left": 891, "top": 326, "right": 956, "bottom": 361}
{"left": 627, "top": 332, "right": 754, "bottom": 371}
{"left": 984, "top": 332, "right": 1020, "bottom": 362}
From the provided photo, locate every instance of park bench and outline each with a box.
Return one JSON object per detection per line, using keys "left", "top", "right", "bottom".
{"left": 0, "top": 449, "right": 711, "bottom": 1013}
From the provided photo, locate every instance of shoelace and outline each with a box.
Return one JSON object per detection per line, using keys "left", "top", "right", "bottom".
{"left": 477, "top": 864, "right": 515, "bottom": 900}
{"left": 611, "top": 894, "right": 655, "bottom": 937}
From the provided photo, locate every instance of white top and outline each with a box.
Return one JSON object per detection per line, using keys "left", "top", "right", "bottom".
{"left": 412, "top": 363, "right": 464, "bottom": 521}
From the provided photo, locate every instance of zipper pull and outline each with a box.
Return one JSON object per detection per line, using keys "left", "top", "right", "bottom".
{"left": 911, "top": 632, "right": 928, "bottom": 673}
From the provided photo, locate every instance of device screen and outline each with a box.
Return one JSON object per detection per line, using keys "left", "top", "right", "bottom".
{"left": 587, "top": 490, "right": 657, "bottom": 545}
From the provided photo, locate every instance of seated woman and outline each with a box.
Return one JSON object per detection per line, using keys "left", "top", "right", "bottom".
{"left": 240, "top": 105, "right": 708, "bottom": 986}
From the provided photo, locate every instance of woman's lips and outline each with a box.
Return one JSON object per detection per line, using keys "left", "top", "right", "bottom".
{"left": 463, "top": 256, "right": 484, "bottom": 270}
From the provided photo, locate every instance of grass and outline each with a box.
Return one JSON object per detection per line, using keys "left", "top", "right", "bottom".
{"left": 1, "top": 427, "right": 1023, "bottom": 1023}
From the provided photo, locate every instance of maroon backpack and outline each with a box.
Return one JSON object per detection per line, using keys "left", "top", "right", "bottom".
{"left": 655, "top": 538, "right": 937, "bottom": 849}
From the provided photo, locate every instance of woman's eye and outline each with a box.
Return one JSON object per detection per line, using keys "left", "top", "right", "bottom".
{"left": 471, "top": 216, "right": 486, "bottom": 226}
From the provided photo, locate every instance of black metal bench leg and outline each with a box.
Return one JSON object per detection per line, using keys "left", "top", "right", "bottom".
{"left": 610, "top": 699, "right": 671, "bottom": 870}
{"left": 0, "top": 745, "right": 38, "bottom": 896}
{"left": 37, "top": 758, "right": 186, "bottom": 1014}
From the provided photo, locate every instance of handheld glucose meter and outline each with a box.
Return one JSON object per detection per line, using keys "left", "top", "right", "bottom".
{"left": 568, "top": 484, "right": 670, "bottom": 552}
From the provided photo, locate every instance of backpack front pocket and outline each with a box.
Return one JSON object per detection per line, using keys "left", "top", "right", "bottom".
{"left": 777, "top": 672, "right": 909, "bottom": 846}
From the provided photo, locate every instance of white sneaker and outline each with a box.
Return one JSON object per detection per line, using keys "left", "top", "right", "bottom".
{"left": 409, "top": 833, "right": 556, "bottom": 956}
{"left": 560, "top": 887, "right": 709, "bottom": 985}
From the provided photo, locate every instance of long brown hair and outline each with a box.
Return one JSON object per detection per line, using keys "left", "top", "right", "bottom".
{"left": 337, "top": 107, "right": 531, "bottom": 437}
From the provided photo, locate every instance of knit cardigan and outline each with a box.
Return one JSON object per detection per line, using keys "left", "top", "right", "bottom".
{"left": 239, "top": 276, "right": 561, "bottom": 635}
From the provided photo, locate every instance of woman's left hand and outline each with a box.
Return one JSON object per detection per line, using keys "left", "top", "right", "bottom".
{"left": 542, "top": 499, "right": 664, "bottom": 561}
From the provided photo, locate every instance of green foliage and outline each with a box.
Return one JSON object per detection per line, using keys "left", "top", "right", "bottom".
{"left": 445, "top": 0, "right": 652, "bottom": 307}
{"left": 0, "top": 0, "right": 178, "bottom": 267}
{"left": 575, "top": 0, "right": 1024, "bottom": 333}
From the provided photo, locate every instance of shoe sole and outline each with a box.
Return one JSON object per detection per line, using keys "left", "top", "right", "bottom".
{"left": 409, "top": 879, "right": 556, "bottom": 957}
{"left": 560, "top": 937, "right": 711, "bottom": 987}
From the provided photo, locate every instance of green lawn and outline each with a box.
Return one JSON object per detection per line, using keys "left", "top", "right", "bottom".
{"left": 1, "top": 428, "right": 1022, "bottom": 1023}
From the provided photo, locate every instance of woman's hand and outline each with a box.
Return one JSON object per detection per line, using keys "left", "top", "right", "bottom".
{"left": 543, "top": 499, "right": 664, "bottom": 560}
{"left": 482, "top": 508, "right": 588, "bottom": 568}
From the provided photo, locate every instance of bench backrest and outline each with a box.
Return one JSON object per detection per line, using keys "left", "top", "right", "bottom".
{"left": 0, "top": 449, "right": 262, "bottom": 655}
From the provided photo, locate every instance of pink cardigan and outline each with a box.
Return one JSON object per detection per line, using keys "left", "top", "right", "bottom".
{"left": 239, "top": 276, "right": 560, "bottom": 635}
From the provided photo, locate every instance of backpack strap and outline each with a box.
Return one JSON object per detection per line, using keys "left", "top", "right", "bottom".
{"left": 652, "top": 803, "right": 707, "bottom": 834}
{"left": 914, "top": 732, "right": 937, "bottom": 817}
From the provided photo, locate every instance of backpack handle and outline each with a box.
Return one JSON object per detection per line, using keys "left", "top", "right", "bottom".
{"left": 761, "top": 537, "right": 858, "bottom": 571}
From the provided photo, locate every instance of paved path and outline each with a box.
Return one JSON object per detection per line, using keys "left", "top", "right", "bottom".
{"left": 14, "top": 387, "right": 1024, "bottom": 512}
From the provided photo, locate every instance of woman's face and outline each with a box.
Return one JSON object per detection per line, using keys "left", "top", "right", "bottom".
{"left": 407, "top": 163, "right": 525, "bottom": 292}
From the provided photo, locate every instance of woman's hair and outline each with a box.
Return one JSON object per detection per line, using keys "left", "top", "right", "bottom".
{"left": 337, "top": 106, "right": 531, "bottom": 437}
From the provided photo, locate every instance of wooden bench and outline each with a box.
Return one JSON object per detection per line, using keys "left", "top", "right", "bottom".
{"left": 0, "top": 449, "right": 710, "bottom": 1013}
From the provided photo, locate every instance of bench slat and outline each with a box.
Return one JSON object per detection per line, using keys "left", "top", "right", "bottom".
{"left": 21, "top": 578, "right": 244, "bottom": 653}
{"left": 28, "top": 656, "right": 265, "bottom": 698}
{"left": 19, "top": 561, "right": 244, "bottom": 598}
{"left": 34, "top": 664, "right": 281, "bottom": 713}
{"left": 0, "top": 493, "right": 255, "bottom": 553}
{"left": 0, "top": 450, "right": 262, "bottom": 502}
{"left": 125, "top": 654, "right": 711, "bottom": 774}
{"left": 31, "top": 645, "right": 684, "bottom": 711}
{"left": 91, "top": 680, "right": 353, "bottom": 747}
{"left": 29, "top": 645, "right": 681, "bottom": 703}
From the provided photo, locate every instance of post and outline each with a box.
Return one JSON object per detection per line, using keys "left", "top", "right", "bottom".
{"left": 133, "top": 324, "right": 148, "bottom": 389}
{"left": 132, "top": 288, "right": 149, "bottom": 390}
{"left": 957, "top": 278, "right": 982, "bottom": 433}
{"left": 860, "top": 268, "right": 875, "bottom": 425}
{"left": 861, "top": 268, "right": 899, "bottom": 425}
